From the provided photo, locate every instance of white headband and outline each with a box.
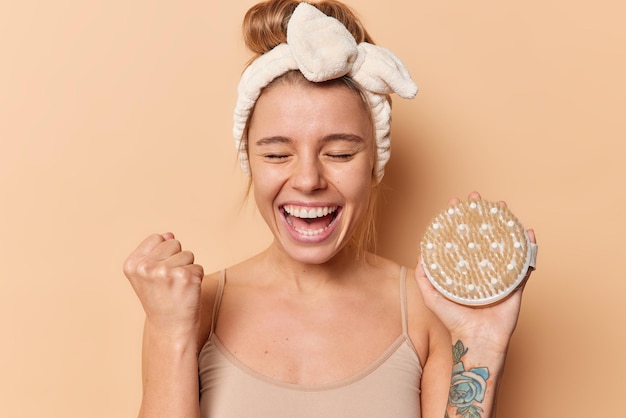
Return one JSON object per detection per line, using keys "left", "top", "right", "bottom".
{"left": 233, "top": 2, "right": 418, "bottom": 182}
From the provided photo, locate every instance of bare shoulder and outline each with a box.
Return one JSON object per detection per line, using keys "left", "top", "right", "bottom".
{"left": 362, "top": 257, "right": 449, "bottom": 361}
{"left": 197, "top": 270, "right": 222, "bottom": 352}
{"left": 196, "top": 256, "right": 261, "bottom": 351}
{"left": 363, "top": 252, "right": 404, "bottom": 281}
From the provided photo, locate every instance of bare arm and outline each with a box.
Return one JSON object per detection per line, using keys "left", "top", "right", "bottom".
{"left": 124, "top": 233, "right": 204, "bottom": 418}
{"left": 138, "top": 320, "right": 200, "bottom": 418}
{"left": 443, "top": 339, "right": 507, "bottom": 418}
{"left": 417, "top": 192, "right": 537, "bottom": 417}
{"left": 418, "top": 266, "right": 529, "bottom": 418}
{"left": 419, "top": 310, "right": 453, "bottom": 418}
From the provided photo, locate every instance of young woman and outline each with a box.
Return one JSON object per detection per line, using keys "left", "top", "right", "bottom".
{"left": 124, "top": 1, "right": 537, "bottom": 417}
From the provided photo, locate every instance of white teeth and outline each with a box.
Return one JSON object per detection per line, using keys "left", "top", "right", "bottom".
{"left": 293, "top": 226, "right": 327, "bottom": 236}
{"left": 283, "top": 205, "right": 337, "bottom": 219}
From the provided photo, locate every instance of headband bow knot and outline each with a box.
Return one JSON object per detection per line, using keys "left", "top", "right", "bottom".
{"left": 233, "top": 2, "right": 418, "bottom": 182}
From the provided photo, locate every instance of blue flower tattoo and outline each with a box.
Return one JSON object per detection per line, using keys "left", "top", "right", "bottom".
{"left": 447, "top": 340, "right": 490, "bottom": 418}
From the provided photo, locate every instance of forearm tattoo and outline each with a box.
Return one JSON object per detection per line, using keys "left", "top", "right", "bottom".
{"left": 445, "top": 340, "right": 490, "bottom": 418}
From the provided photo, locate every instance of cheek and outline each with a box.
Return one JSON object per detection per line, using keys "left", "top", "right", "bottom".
{"left": 252, "top": 178, "right": 279, "bottom": 228}
{"left": 350, "top": 162, "right": 375, "bottom": 212}
{"left": 251, "top": 173, "right": 273, "bottom": 203}
{"left": 250, "top": 168, "right": 285, "bottom": 212}
{"left": 330, "top": 156, "right": 375, "bottom": 192}
{"left": 332, "top": 170, "right": 373, "bottom": 207}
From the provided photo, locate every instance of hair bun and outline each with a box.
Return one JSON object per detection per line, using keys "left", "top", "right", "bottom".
{"left": 242, "top": 0, "right": 298, "bottom": 55}
{"left": 242, "top": 0, "right": 373, "bottom": 56}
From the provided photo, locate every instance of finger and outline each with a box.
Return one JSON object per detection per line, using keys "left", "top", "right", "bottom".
{"left": 161, "top": 232, "right": 175, "bottom": 240}
{"left": 415, "top": 268, "right": 448, "bottom": 311}
{"left": 124, "top": 234, "right": 169, "bottom": 275}
{"left": 524, "top": 228, "right": 537, "bottom": 278}
{"left": 164, "top": 249, "right": 195, "bottom": 268}
{"left": 414, "top": 257, "right": 445, "bottom": 303}
{"left": 130, "top": 233, "right": 168, "bottom": 259}
{"left": 170, "top": 263, "right": 205, "bottom": 284}
{"left": 468, "top": 191, "right": 482, "bottom": 200}
{"left": 151, "top": 238, "right": 183, "bottom": 261}
{"left": 185, "top": 264, "right": 205, "bottom": 283}
{"left": 448, "top": 197, "right": 461, "bottom": 206}
{"left": 415, "top": 256, "right": 426, "bottom": 279}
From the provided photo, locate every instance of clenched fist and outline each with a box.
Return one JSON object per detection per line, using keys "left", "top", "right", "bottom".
{"left": 123, "top": 233, "right": 204, "bottom": 339}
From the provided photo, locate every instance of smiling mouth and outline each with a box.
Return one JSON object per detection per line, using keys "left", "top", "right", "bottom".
{"left": 281, "top": 205, "right": 340, "bottom": 236}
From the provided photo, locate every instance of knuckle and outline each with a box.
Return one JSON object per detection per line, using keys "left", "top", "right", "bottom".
{"left": 136, "top": 259, "right": 157, "bottom": 278}
{"left": 154, "top": 263, "right": 171, "bottom": 280}
{"left": 173, "top": 266, "right": 194, "bottom": 282}
{"left": 173, "top": 265, "right": 203, "bottom": 284}
{"left": 122, "top": 257, "right": 136, "bottom": 276}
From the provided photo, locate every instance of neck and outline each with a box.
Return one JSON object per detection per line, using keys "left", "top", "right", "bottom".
{"left": 257, "top": 242, "right": 369, "bottom": 294}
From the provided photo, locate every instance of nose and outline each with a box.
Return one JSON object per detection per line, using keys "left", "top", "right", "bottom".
{"left": 290, "top": 156, "right": 327, "bottom": 193}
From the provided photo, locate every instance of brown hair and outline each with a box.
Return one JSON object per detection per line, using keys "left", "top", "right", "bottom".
{"left": 242, "top": 0, "right": 374, "bottom": 59}
{"left": 240, "top": 0, "right": 381, "bottom": 255}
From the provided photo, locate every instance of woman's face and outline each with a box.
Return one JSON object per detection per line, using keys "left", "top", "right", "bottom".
{"left": 247, "top": 81, "right": 375, "bottom": 265}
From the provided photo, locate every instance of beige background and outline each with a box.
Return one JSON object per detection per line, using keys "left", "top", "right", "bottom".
{"left": 1, "top": 0, "right": 624, "bottom": 416}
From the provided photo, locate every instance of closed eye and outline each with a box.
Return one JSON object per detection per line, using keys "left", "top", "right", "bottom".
{"left": 264, "top": 154, "right": 290, "bottom": 160}
{"left": 326, "top": 153, "right": 354, "bottom": 160}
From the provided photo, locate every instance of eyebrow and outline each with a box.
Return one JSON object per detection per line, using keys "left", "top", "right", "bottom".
{"left": 255, "top": 133, "right": 365, "bottom": 146}
{"left": 255, "top": 136, "right": 291, "bottom": 146}
{"left": 322, "top": 133, "right": 365, "bottom": 144}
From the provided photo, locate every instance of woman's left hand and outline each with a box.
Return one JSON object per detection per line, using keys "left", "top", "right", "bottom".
{"left": 415, "top": 191, "right": 537, "bottom": 354}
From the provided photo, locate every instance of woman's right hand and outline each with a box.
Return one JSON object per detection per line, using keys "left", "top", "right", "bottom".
{"left": 123, "top": 233, "right": 204, "bottom": 339}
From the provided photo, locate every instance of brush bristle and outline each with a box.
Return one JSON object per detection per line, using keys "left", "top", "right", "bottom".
{"left": 421, "top": 200, "right": 532, "bottom": 306}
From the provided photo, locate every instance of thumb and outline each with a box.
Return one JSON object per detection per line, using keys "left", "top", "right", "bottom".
{"left": 414, "top": 257, "right": 447, "bottom": 308}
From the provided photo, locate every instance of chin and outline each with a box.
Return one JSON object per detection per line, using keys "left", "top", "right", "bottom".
{"left": 278, "top": 244, "right": 345, "bottom": 266}
{"left": 276, "top": 230, "right": 362, "bottom": 267}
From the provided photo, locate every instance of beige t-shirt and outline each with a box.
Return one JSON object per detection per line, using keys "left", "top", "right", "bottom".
{"left": 198, "top": 268, "right": 422, "bottom": 418}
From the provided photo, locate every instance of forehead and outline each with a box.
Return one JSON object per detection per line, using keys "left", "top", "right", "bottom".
{"left": 248, "top": 81, "right": 373, "bottom": 142}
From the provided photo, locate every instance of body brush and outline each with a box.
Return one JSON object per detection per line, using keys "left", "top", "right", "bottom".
{"left": 421, "top": 199, "right": 537, "bottom": 306}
